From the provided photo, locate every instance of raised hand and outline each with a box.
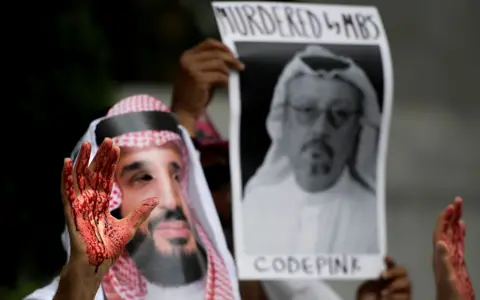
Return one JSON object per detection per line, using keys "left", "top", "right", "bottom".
{"left": 61, "top": 138, "right": 158, "bottom": 275}
{"left": 433, "top": 197, "right": 475, "bottom": 300}
{"left": 171, "top": 38, "right": 244, "bottom": 134}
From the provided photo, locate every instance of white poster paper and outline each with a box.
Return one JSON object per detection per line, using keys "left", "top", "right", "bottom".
{"left": 212, "top": 1, "right": 393, "bottom": 280}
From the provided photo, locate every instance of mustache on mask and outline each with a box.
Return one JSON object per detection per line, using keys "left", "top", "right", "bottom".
{"left": 301, "top": 137, "right": 334, "bottom": 160}
{"left": 148, "top": 206, "right": 190, "bottom": 232}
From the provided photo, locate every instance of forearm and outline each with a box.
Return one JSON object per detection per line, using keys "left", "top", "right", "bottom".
{"left": 172, "top": 109, "right": 197, "bottom": 137}
{"left": 54, "top": 262, "right": 102, "bottom": 300}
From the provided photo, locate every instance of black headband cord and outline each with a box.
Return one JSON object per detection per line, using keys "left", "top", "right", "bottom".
{"left": 95, "top": 111, "right": 182, "bottom": 146}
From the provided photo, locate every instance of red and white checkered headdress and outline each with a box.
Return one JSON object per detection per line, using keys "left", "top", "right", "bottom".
{"left": 62, "top": 95, "right": 240, "bottom": 300}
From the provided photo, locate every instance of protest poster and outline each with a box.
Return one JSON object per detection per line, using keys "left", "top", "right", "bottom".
{"left": 212, "top": 1, "right": 393, "bottom": 280}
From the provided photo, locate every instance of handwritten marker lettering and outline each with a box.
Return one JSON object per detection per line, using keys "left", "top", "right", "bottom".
{"left": 253, "top": 255, "right": 361, "bottom": 276}
{"left": 214, "top": 5, "right": 322, "bottom": 39}
{"left": 213, "top": 3, "right": 381, "bottom": 41}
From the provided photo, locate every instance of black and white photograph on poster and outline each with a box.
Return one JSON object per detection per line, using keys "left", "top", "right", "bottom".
{"left": 212, "top": 2, "right": 393, "bottom": 280}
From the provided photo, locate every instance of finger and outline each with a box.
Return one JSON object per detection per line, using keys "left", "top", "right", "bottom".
{"left": 99, "top": 144, "right": 120, "bottom": 185}
{"left": 193, "top": 38, "right": 233, "bottom": 54}
{"left": 381, "top": 267, "right": 407, "bottom": 281}
{"left": 74, "top": 142, "right": 92, "bottom": 191}
{"left": 459, "top": 220, "right": 466, "bottom": 237}
{"left": 448, "top": 201, "right": 460, "bottom": 246}
{"left": 100, "top": 143, "right": 118, "bottom": 178}
{"left": 194, "top": 59, "right": 230, "bottom": 76}
{"left": 62, "top": 158, "right": 76, "bottom": 206}
{"left": 452, "top": 198, "right": 465, "bottom": 253}
{"left": 192, "top": 50, "right": 244, "bottom": 71}
{"left": 453, "top": 221, "right": 462, "bottom": 251}
{"left": 200, "top": 72, "right": 229, "bottom": 87}
{"left": 125, "top": 197, "right": 159, "bottom": 235}
{"left": 452, "top": 196, "right": 463, "bottom": 224}
{"left": 451, "top": 197, "right": 463, "bottom": 256}
{"left": 90, "top": 145, "right": 120, "bottom": 218}
{"left": 443, "top": 204, "right": 454, "bottom": 228}
{"left": 442, "top": 204, "right": 455, "bottom": 239}
{"left": 382, "top": 290, "right": 410, "bottom": 299}
{"left": 383, "top": 277, "right": 410, "bottom": 293}
{"left": 89, "top": 138, "right": 113, "bottom": 172}
{"left": 457, "top": 220, "right": 466, "bottom": 257}
{"left": 103, "top": 145, "right": 120, "bottom": 195}
{"left": 88, "top": 138, "right": 113, "bottom": 188}
{"left": 61, "top": 158, "right": 77, "bottom": 231}
{"left": 433, "top": 203, "right": 451, "bottom": 244}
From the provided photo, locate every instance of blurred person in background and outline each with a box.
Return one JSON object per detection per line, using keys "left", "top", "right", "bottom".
{"left": 432, "top": 197, "right": 475, "bottom": 300}
{"left": 170, "top": 38, "right": 412, "bottom": 300}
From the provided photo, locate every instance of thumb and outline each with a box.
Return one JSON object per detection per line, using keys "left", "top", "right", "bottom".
{"left": 126, "top": 197, "right": 159, "bottom": 232}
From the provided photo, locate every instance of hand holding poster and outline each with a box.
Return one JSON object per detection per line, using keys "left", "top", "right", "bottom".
{"left": 212, "top": 2, "right": 393, "bottom": 280}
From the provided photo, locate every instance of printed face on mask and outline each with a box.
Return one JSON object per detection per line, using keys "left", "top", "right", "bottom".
{"left": 284, "top": 75, "right": 362, "bottom": 192}
{"left": 115, "top": 142, "right": 206, "bottom": 286}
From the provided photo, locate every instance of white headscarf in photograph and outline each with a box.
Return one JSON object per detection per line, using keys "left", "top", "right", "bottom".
{"left": 241, "top": 45, "right": 381, "bottom": 256}
{"left": 245, "top": 45, "right": 381, "bottom": 195}
{"left": 241, "top": 44, "right": 382, "bottom": 300}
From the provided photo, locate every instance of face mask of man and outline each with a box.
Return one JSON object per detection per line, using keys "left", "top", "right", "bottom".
{"left": 114, "top": 143, "right": 208, "bottom": 286}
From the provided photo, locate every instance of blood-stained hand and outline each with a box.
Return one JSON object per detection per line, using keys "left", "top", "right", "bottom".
{"left": 61, "top": 138, "right": 158, "bottom": 276}
{"left": 433, "top": 197, "right": 475, "bottom": 300}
